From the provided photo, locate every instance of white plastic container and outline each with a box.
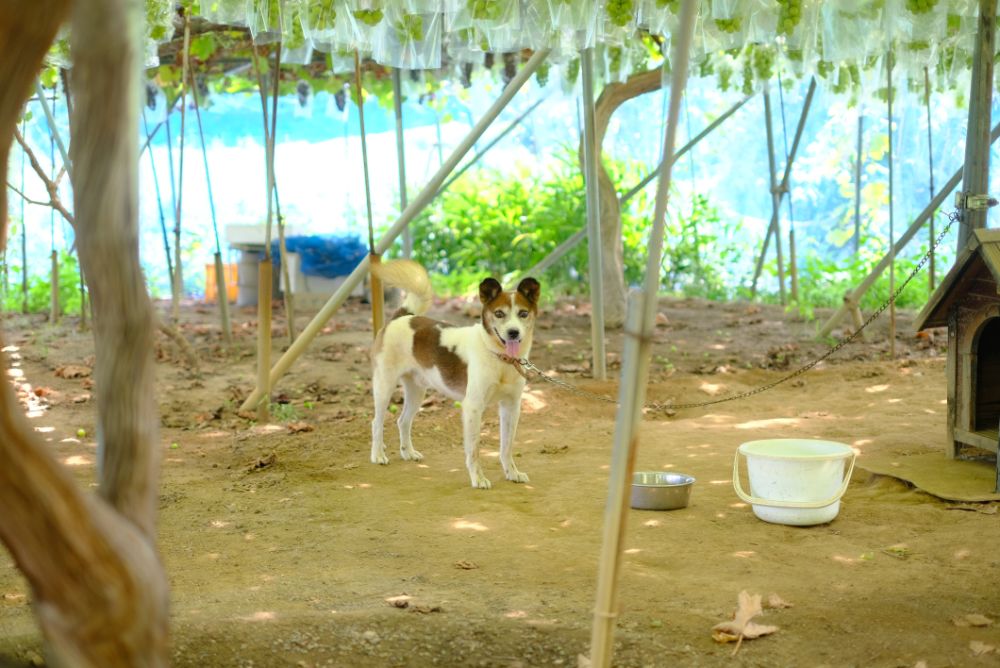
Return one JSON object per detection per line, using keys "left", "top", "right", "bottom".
{"left": 732, "top": 439, "right": 856, "bottom": 526}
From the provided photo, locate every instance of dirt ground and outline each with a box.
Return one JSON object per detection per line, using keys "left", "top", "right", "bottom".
{"left": 1, "top": 290, "right": 999, "bottom": 668}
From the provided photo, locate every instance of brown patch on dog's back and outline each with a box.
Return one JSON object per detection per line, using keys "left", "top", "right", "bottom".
{"left": 410, "top": 317, "right": 467, "bottom": 393}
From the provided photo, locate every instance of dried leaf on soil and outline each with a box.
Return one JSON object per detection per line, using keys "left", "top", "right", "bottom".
{"left": 970, "top": 640, "right": 996, "bottom": 656}
{"left": 764, "top": 593, "right": 793, "bottom": 609}
{"left": 248, "top": 453, "right": 277, "bottom": 471}
{"left": 54, "top": 364, "right": 91, "bottom": 379}
{"left": 287, "top": 421, "right": 314, "bottom": 434}
{"left": 454, "top": 560, "right": 479, "bottom": 570}
{"left": 712, "top": 591, "right": 779, "bottom": 648}
{"left": 953, "top": 613, "right": 994, "bottom": 627}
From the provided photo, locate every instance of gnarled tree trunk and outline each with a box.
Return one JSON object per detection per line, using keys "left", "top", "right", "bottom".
{"left": 580, "top": 68, "right": 663, "bottom": 328}
{"left": 0, "top": 0, "right": 169, "bottom": 665}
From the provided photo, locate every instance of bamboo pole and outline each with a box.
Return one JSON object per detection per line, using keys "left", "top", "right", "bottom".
{"left": 581, "top": 47, "right": 607, "bottom": 381}
{"left": 239, "top": 49, "right": 551, "bottom": 412}
{"left": 956, "top": 0, "right": 996, "bottom": 251}
{"left": 32, "top": 80, "right": 70, "bottom": 172}
{"left": 355, "top": 51, "right": 383, "bottom": 337}
{"left": 817, "top": 120, "right": 1000, "bottom": 338}
{"left": 256, "top": 258, "right": 272, "bottom": 423}
{"left": 854, "top": 114, "right": 863, "bottom": 256}
{"left": 188, "top": 55, "right": 232, "bottom": 345}
{"left": 761, "top": 85, "right": 786, "bottom": 304}
{"left": 249, "top": 43, "right": 283, "bottom": 420}
{"left": 141, "top": 109, "right": 174, "bottom": 287}
{"left": 750, "top": 78, "right": 816, "bottom": 297}
{"left": 923, "top": 67, "right": 936, "bottom": 292}
{"left": 171, "top": 18, "right": 191, "bottom": 324}
{"left": 587, "top": 1, "right": 698, "bottom": 664}
{"left": 887, "top": 50, "right": 896, "bottom": 358}
{"left": 49, "top": 127, "right": 58, "bottom": 323}
{"left": 50, "top": 250, "right": 59, "bottom": 323}
{"left": 392, "top": 69, "right": 411, "bottom": 259}
{"left": 269, "top": 49, "right": 295, "bottom": 345}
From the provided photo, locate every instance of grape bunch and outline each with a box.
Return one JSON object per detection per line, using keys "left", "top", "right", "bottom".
{"left": 776, "top": 0, "right": 802, "bottom": 36}
{"left": 906, "top": 39, "right": 930, "bottom": 51}
{"left": 946, "top": 13, "right": 961, "bottom": 36}
{"left": 394, "top": 14, "right": 424, "bottom": 43}
{"left": 905, "top": 0, "right": 937, "bottom": 14}
{"left": 607, "top": 46, "right": 623, "bottom": 78}
{"left": 566, "top": 58, "right": 581, "bottom": 86}
{"left": 713, "top": 17, "right": 741, "bottom": 34}
{"left": 751, "top": 44, "right": 775, "bottom": 84}
{"left": 655, "top": 0, "right": 680, "bottom": 12}
{"left": 308, "top": 0, "right": 337, "bottom": 31}
{"left": 605, "top": 0, "right": 635, "bottom": 27}
{"left": 535, "top": 61, "right": 550, "bottom": 88}
{"left": 716, "top": 61, "right": 734, "bottom": 91}
{"left": 353, "top": 8, "right": 384, "bottom": 26}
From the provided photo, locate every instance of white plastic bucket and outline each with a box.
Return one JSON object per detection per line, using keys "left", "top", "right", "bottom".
{"left": 732, "top": 439, "right": 856, "bottom": 526}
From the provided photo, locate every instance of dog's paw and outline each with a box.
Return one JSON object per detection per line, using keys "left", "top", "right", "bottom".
{"left": 400, "top": 446, "right": 424, "bottom": 462}
{"left": 370, "top": 448, "right": 389, "bottom": 465}
{"left": 506, "top": 470, "right": 530, "bottom": 484}
{"left": 470, "top": 470, "right": 492, "bottom": 490}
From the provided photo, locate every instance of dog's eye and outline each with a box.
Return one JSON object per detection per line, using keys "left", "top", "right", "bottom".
{"left": 518, "top": 310, "right": 529, "bottom": 319}
{"left": 493, "top": 310, "right": 505, "bottom": 318}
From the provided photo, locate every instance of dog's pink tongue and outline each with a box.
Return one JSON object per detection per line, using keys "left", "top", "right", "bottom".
{"left": 505, "top": 339, "right": 520, "bottom": 358}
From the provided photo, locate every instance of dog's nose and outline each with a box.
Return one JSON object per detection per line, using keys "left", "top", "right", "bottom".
{"left": 506, "top": 328, "right": 520, "bottom": 341}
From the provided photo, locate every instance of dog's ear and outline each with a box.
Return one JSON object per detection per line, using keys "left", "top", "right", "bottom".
{"left": 479, "top": 277, "right": 503, "bottom": 304}
{"left": 516, "top": 277, "right": 540, "bottom": 305}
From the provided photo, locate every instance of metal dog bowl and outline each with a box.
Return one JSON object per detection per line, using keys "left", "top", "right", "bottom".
{"left": 630, "top": 472, "right": 695, "bottom": 510}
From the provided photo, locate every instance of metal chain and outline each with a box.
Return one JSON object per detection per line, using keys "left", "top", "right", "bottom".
{"left": 515, "top": 210, "right": 959, "bottom": 412}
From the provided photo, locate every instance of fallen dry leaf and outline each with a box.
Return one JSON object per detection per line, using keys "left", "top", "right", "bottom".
{"left": 248, "top": 453, "right": 276, "bottom": 471}
{"left": 286, "top": 421, "right": 314, "bottom": 434}
{"left": 712, "top": 591, "right": 779, "bottom": 652}
{"left": 954, "top": 613, "right": 994, "bottom": 627}
{"left": 55, "top": 364, "right": 91, "bottom": 379}
{"left": 764, "top": 593, "right": 793, "bottom": 609}
{"left": 454, "top": 560, "right": 479, "bottom": 570}
{"left": 970, "top": 640, "right": 996, "bottom": 656}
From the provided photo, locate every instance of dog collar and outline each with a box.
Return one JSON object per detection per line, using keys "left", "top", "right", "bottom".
{"left": 492, "top": 351, "right": 532, "bottom": 380}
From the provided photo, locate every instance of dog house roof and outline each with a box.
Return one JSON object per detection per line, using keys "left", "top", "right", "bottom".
{"left": 915, "top": 228, "right": 1000, "bottom": 331}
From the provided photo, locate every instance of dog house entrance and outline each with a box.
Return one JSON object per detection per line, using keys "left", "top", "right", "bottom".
{"left": 975, "top": 317, "right": 1000, "bottom": 438}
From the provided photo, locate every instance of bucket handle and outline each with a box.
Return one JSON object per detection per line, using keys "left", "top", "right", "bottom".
{"left": 732, "top": 450, "right": 857, "bottom": 510}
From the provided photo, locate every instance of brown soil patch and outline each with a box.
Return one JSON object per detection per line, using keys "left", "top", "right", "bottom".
{"left": 1, "top": 294, "right": 996, "bottom": 667}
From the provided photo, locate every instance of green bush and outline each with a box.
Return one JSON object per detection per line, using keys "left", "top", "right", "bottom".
{"left": 2, "top": 250, "right": 85, "bottom": 316}
{"left": 404, "top": 148, "right": 738, "bottom": 299}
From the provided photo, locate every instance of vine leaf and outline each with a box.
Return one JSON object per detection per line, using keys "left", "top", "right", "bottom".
{"left": 712, "top": 590, "right": 779, "bottom": 654}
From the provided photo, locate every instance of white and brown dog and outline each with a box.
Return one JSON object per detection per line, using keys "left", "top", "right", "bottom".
{"left": 369, "top": 259, "right": 540, "bottom": 489}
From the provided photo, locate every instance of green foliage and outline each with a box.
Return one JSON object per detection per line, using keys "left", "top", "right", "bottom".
{"left": 658, "top": 194, "right": 741, "bottom": 300}
{"left": 2, "top": 250, "right": 85, "bottom": 316}
{"left": 403, "top": 150, "right": 737, "bottom": 301}
{"left": 793, "top": 236, "right": 934, "bottom": 315}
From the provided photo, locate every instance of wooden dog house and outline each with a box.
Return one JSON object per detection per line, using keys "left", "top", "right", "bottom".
{"left": 915, "top": 228, "right": 1000, "bottom": 481}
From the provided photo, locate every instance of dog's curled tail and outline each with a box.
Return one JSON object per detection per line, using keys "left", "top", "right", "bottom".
{"left": 371, "top": 259, "right": 434, "bottom": 317}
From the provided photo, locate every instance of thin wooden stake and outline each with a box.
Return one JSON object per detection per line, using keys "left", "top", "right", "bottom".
{"left": 355, "top": 50, "right": 382, "bottom": 336}
{"left": 49, "top": 250, "right": 59, "bottom": 324}
{"left": 924, "top": 67, "right": 936, "bottom": 292}
{"left": 188, "top": 52, "right": 232, "bottom": 345}
{"left": 172, "top": 16, "right": 191, "bottom": 324}
{"left": 213, "top": 252, "right": 231, "bottom": 344}
{"left": 256, "top": 257, "right": 272, "bottom": 423}
{"left": 887, "top": 49, "right": 896, "bottom": 358}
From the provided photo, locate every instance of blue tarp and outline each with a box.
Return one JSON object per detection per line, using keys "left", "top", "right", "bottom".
{"left": 271, "top": 234, "right": 367, "bottom": 278}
